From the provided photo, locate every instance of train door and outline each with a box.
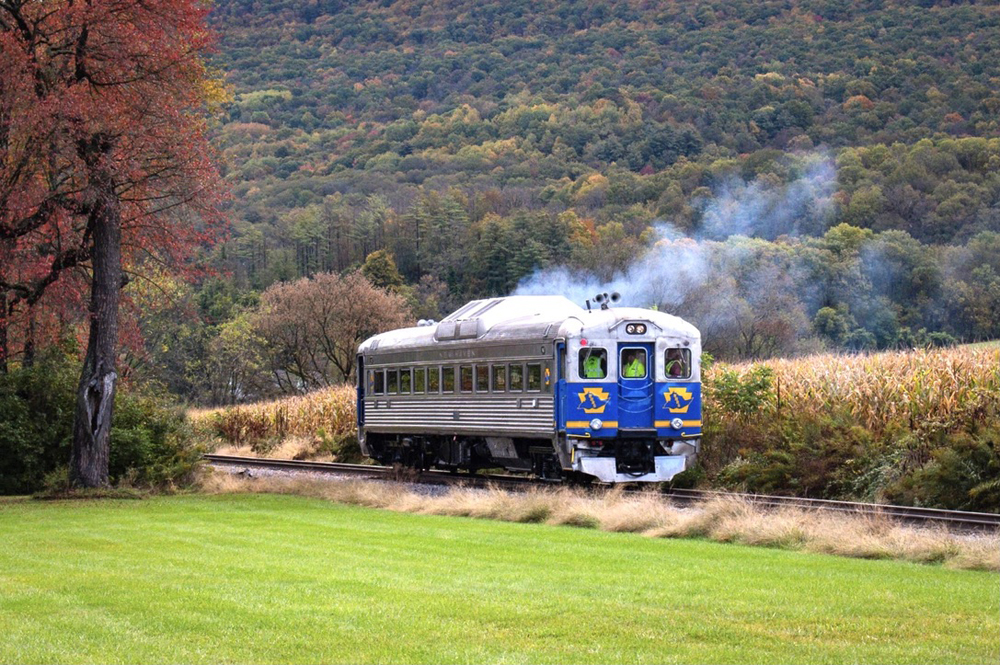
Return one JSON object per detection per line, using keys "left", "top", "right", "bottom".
{"left": 356, "top": 354, "right": 365, "bottom": 427}
{"left": 617, "top": 343, "right": 654, "bottom": 429}
{"left": 555, "top": 342, "right": 566, "bottom": 431}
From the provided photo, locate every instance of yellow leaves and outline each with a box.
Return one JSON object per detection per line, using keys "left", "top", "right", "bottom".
{"left": 843, "top": 95, "right": 875, "bottom": 111}
{"left": 200, "top": 67, "right": 232, "bottom": 113}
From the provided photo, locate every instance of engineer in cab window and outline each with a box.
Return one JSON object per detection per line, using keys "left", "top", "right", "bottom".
{"left": 666, "top": 348, "right": 688, "bottom": 378}
{"left": 622, "top": 349, "right": 645, "bottom": 378}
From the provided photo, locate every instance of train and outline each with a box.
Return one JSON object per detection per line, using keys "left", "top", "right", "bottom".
{"left": 356, "top": 294, "right": 701, "bottom": 483}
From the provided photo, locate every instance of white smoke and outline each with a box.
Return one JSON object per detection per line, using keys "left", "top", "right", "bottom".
{"left": 513, "top": 152, "right": 837, "bottom": 310}
{"left": 698, "top": 155, "right": 836, "bottom": 240}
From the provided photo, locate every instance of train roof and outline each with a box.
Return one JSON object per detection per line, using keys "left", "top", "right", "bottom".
{"left": 359, "top": 295, "right": 699, "bottom": 355}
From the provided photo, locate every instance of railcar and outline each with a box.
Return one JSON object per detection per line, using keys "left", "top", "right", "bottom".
{"left": 356, "top": 295, "right": 701, "bottom": 482}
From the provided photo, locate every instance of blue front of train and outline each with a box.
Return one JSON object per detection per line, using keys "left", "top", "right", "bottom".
{"left": 558, "top": 311, "right": 701, "bottom": 482}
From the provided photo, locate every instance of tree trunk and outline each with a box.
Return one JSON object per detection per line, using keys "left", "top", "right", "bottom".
{"left": 23, "top": 308, "right": 35, "bottom": 368}
{"left": 70, "top": 170, "right": 121, "bottom": 489}
{"left": 0, "top": 291, "right": 7, "bottom": 374}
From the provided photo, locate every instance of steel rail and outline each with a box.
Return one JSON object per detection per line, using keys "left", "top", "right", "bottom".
{"left": 202, "top": 454, "right": 1000, "bottom": 529}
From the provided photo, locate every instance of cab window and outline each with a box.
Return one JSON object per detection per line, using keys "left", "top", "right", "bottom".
{"left": 664, "top": 348, "right": 692, "bottom": 379}
{"left": 399, "top": 368, "right": 411, "bottom": 394}
{"left": 386, "top": 369, "right": 398, "bottom": 394}
{"left": 578, "top": 347, "right": 607, "bottom": 379}
{"left": 372, "top": 370, "right": 384, "bottom": 395}
{"left": 428, "top": 367, "right": 440, "bottom": 393}
{"left": 620, "top": 348, "right": 647, "bottom": 379}
{"left": 413, "top": 367, "right": 426, "bottom": 393}
{"left": 460, "top": 366, "right": 473, "bottom": 393}
{"left": 442, "top": 367, "right": 455, "bottom": 393}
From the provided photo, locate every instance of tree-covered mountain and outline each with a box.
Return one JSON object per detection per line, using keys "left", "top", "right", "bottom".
{"left": 208, "top": 0, "right": 999, "bottom": 248}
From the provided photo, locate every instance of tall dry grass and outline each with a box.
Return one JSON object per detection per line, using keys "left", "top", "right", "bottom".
{"left": 710, "top": 345, "right": 1000, "bottom": 437}
{"left": 190, "top": 385, "right": 356, "bottom": 455}
{"left": 201, "top": 470, "right": 999, "bottom": 572}
{"left": 701, "top": 344, "right": 1000, "bottom": 508}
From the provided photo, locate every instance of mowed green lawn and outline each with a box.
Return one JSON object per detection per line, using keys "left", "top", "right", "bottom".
{"left": 0, "top": 494, "right": 996, "bottom": 664}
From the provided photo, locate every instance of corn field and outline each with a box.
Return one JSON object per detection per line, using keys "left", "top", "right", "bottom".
{"left": 706, "top": 345, "right": 1000, "bottom": 438}
{"left": 195, "top": 344, "right": 998, "bottom": 451}
{"left": 191, "top": 384, "right": 357, "bottom": 448}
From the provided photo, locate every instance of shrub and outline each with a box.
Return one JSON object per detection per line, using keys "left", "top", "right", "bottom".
{"left": 0, "top": 352, "right": 202, "bottom": 494}
{"left": 0, "top": 350, "right": 77, "bottom": 494}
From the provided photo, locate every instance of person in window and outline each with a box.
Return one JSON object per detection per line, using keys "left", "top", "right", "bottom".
{"left": 622, "top": 350, "right": 645, "bottom": 378}
{"left": 666, "top": 348, "right": 686, "bottom": 378}
{"left": 582, "top": 350, "right": 605, "bottom": 379}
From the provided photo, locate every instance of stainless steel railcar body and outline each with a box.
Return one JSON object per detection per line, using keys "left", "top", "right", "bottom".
{"left": 357, "top": 295, "right": 701, "bottom": 482}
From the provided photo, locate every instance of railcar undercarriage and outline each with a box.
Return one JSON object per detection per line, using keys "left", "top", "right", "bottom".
{"left": 364, "top": 431, "right": 695, "bottom": 483}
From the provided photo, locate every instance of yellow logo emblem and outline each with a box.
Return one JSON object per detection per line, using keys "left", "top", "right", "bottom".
{"left": 578, "top": 387, "right": 610, "bottom": 414}
{"left": 664, "top": 387, "right": 693, "bottom": 413}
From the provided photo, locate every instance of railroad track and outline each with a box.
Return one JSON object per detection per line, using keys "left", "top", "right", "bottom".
{"left": 201, "top": 453, "right": 538, "bottom": 489}
{"left": 202, "top": 454, "right": 1000, "bottom": 530}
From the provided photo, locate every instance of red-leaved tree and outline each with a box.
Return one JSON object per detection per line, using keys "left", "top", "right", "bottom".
{"left": 0, "top": 0, "right": 226, "bottom": 487}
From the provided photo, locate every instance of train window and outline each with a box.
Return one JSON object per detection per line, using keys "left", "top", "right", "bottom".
{"left": 372, "top": 370, "right": 384, "bottom": 395}
{"left": 578, "top": 347, "right": 607, "bottom": 379}
{"left": 475, "top": 364, "right": 489, "bottom": 392}
{"left": 399, "top": 368, "right": 411, "bottom": 394}
{"left": 509, "top": 364, "right": 524, "bottom": 392}
{"left": 386, "top": 369, "right": 398, "bottom": 394}
{"left": 492, "top": 364, "right": 507, "bottom": 392}
{"left": 442, "top": 367, "right": 455, "bottom": 393}
{"left": 460, "top": 365, "right": 473, "bottom": 393}
{"left": 665, "top": 348, "right": 692, "bottom": 379}
{"left": 620, "top": 348, "right": 647, "bottom": 379}
{"left": 526, "top": 363, "right": 542, "bottom": 392}
{"left": 414, "top": 368, "right": 426, "bottom": 393}
{"left": 428, "top": 366, "right": 440, "bottom": 393}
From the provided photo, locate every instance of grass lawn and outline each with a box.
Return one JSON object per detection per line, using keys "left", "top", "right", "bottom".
{"left": 0, "top": 494, "right": 996, "bottom": 664}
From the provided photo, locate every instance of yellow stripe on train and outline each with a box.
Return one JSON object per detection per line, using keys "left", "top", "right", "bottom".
{"left": 654, "top": 420, "right": 702, "bottom": 428}
{"left": 566, "top": 421, "right": 619, "bottom": 429}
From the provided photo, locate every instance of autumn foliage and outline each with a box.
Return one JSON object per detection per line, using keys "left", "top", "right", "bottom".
{"left": 0, "top": 0, "right": 226, "bottom": 365}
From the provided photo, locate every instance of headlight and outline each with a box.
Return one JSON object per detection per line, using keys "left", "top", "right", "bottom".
{"left": 589, "top": 418, "right": 603, "bottom": 430}
{"left": 671, "top": 417, "right": 684, "bottom": 430}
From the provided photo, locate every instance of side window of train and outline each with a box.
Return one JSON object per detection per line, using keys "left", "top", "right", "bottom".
{"left": 460, "top": 365, "right": 473, "bottom": 393}
{"left": 399, "top": 368, "right": 411, "bottom": 394}
{"left": 387, "top": 368, "right": 398, "bottom": 394}
{"left": 664, "top": 348, "right": 692, "bottom": 379}
{"left": 526, "top": 363, "right": 542, "bottom": 392}
{"left": 428, "top": 366, "right": 440, "bottom": 393}
{"left": 509, "top": 364, "right": 524, "bottom": 392}
{"left": 620, "top": 348, "right": 648, "bottom": 379}
{"left": 475, "top": 364, "right": 489, "bottom": 392}
{"left": 492, "top": 364, "right": 507, "bottom": 392}
{"left": 372, "top": 370, "right": 384, "bottom": 395}
{"left": 442, "top": 366, "right": 455, "bottom": 393}
{"left": 414, "top": 367, "right": 426, "bottom": 394}
{"left": 578, "top": 347, "right": 607, "bottom": 379}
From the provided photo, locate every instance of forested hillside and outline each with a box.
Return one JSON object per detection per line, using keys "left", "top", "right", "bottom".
{"left": 208, "top": 0, "right": 1000, "bottom": 254}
